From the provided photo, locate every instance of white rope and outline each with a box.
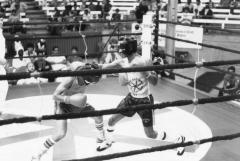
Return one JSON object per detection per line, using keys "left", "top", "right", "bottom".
{"left": 192, "top": 43, "right": 201, "bottom": 114}
{"left": 79, "top": 21, "right": 88, "bottom": 63}
{"left": 36, "top": 77, "right": 44, "bottom": 123}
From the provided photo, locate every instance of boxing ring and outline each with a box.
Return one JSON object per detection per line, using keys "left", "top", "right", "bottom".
{"left": 1, "top": 5, "right": 240, "bottom": 161}
{"left": 0, "top": 78, "right": 240, "bottom": 161}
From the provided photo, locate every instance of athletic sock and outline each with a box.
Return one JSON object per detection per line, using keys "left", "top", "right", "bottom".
{"left": 95, "top": 122, "right": 105, "bottom": 142}
{"left": 40, "top": 138, "right": 56, "bottom": 156}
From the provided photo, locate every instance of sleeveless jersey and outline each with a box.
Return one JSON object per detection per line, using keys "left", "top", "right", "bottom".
{"left": 122, "top": 57, "right": 150, "bottom": 98}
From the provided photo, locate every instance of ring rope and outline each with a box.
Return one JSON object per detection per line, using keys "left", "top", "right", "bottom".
{"left": 2, "top": 19, "right": 141, "bottom": 26}
{"left": 157, "top": 19, "right": 240, "bottom": 35}
{"left": 6, "top": 50, "right": 118, "bottom": 59}
{"left": 158, "top": 34, "right": 240, "bottom": 55}
{"left": 163, "top": 52, "right": 240, "bottom": 78}
{"left": 170, "top": 71, "right": 222, "bottom": 91}
{"left": 1, "top": 60, "right": 240, "bottom": 81}
{"left": 0, "top": 94, "right": 239, "bottom": 126}
{"left": 64, "top": 132, "right": 240, "bottom": 161}
{"left": 192, "top": 43, "right": 201, "bottom": 114}
{"left": 5, "top": 33, "right": 142, "bottom": 40}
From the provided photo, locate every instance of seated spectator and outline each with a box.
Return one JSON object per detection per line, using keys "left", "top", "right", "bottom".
{"left": 65, "top": 11, "right": 75, "bottom": 31}
{"left": 36, "top": 39, "right": 46, "bottom": 55}
{"left": 12, "top": 49, "right": 31, "bottom": 72}
{"left": 34, "top": 56, "right": 52, "bottom": 72}
{"left": 230, "top": 0, "right": 238, "bottom": 14}
{"left": 48, "top": 16, "right": 63, "bottom": 35}
{"left": 184, "top": 0, "right": 194, "bottom": 13}
{"left": 10, "top": 0, "right": 28, "bottom": 13}
{"left": 218, "top": 66, "right": 239, "bottom": 96}
{"left": 199, "top": 3, "right": 213, "bottom": 19}
{"left": 135, "top": 0, "right": 148, "bottom": 23}
{"left": 87, "top": 1, "right": 96, "bottom": 11}
{"left": 66, "top": 46, "right": 82, "bottom": 63}
{"left": 179, "top": 7, "right": 193, "bottom": 24}
{"left": 52, "top": 7, "right": 61, "bottom": 21}
{"left": 46, "top": 46, "right": 67, "bottom": 71}
{"left": 194, "top": 0, "right": 203, "bottom": 17}
{"left": 95, "top": 2, "right": 102, "bottom": 12}
{"left": 104, "top": 38, "right": 121, "bottom": 64}
{"left": 111, "top": 8, "right": 121, "bottom": 21}
{"left": 17, "top": 62, "right": 48, "bottom": 85}
{"left": 83, "top": 9, "right": 91, "bottom": 21}
{"left": 14, "top": 38, "right": 24, "bottom": 57}
{"left": 24, "top": 43, "right": 37, "bottom": 62}
{"left": 103, "top": 0, "right": 112, "bottom": 19}
{"left": 8, "top": 10, "right": 26, "bottom": 34}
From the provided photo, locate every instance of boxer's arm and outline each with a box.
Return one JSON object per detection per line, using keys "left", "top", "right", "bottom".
{"left": 119, "top": 73, "right": 129, "bottom": 86}
{"left": 0, "top": 58, "right": 6, "bottom": 66}
{"left": 101, "top": 59, "right": 122, "bottom": 69}
{"left": 137, "top": 58, "right": 158, "bottom": 86}
{"left": 53, "top": 77, "right": 74, "bottom": 102}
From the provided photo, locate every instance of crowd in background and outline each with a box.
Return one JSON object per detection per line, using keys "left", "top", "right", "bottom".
{"left": 0, "top": 0, "right": 239, "bottom": 95}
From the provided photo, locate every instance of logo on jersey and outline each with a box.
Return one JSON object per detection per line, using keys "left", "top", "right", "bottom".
{"left": 129, "top": 78, "right": 144, "bottom": 93}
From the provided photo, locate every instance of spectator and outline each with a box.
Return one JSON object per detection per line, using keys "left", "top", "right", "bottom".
{"left": 34, "top": 56, "right": 52, "bottom": 72}
{"left": 36, "top": 39, "right": 46, "bottom": 55}
{"left": 48, "top": 16, "right": 63, "bottom": 35}
{"left": 24, "top": 43, "right": 37, "bottom": 62}
{"left": 8, "top": 10, "right": 26, "bottom": 34}
{"left": 82, "top": 9, "right": 91, "bottom": 21}
{"left": 230, "top": 0, "right": 238, "bottom": 14}
{"left": 179, "top": 7, "right": 193, "bottom": 24}
{"left": 88, "top": 1, "right": 96, "bottom": 11}
{"left": 194, "top": 0, "right": 203, "bottom": 17}
{"left": 218, "top": 66, "right": 239, "bottom": 96}
{"left": 95, "top": 1, "right": 102, "bottom": 12}
{"left": 67, "top": 46, "right": 82, "bottom": 63}
{"left": 103, "top": 0, "right": 112, "bottom": 19}
{"left": 10, "top": 0, "right": 28, "bottom": 13}
{"left": 46, "top": 46, "right": 67, "bottom": 71}
{"left": 199, "top": 3, "right": 213, "bottom": 19}
{"left": 65, "top": 11, "right": 75, "bottom": 31}
{"left": 12, "top": 49, "right": 31, "bottom": 72}
{"left": 220, "top": 0, "right": 232, "bottom": 7}
{"left": 183, "top": 0, "right": 194, "bottom": 13}
{"left": 111, "top": 8, "right": 121, "bottom": 21}
{"left": 14, "top": 38, "right": 24, "bottom": 57}
{"left": 135, "top": 0, "right": 149, "bottom": 23}
{"left": 104, "top": 38, "right": 121, "bottom": 64}
{"left": 53, "top": 7, "right": 61, "bottom": 21}
{"left": 17, "top": 62, "right": 48, "bottom": 85}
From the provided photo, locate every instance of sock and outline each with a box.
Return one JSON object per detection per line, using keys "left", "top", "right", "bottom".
{"left": 95, "top": 122, "right": 105, "bottom": 141}
{"left": 38, "top": 138, "right": 56, "bottom": 156}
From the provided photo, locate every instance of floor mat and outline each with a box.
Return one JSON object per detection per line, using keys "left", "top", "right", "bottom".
{"left": 188, "top": 72, "right": 225, "bottom": 93}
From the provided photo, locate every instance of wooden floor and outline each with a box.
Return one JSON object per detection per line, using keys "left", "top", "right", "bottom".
{"left": 2, "top": 77, "right": 240, "bottom": 161}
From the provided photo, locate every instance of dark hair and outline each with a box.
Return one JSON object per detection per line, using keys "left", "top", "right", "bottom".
{"left": 228, "top": 66, "right": 236, "bottom": 72}
{"left": 71, "top": 46, "right": 78, "bottom": 51}
{"left": 27, "top": 43, "right": 34, "bottom": 48}
{"left": 52, "top": 46, "right": 59, "bottom": 51}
